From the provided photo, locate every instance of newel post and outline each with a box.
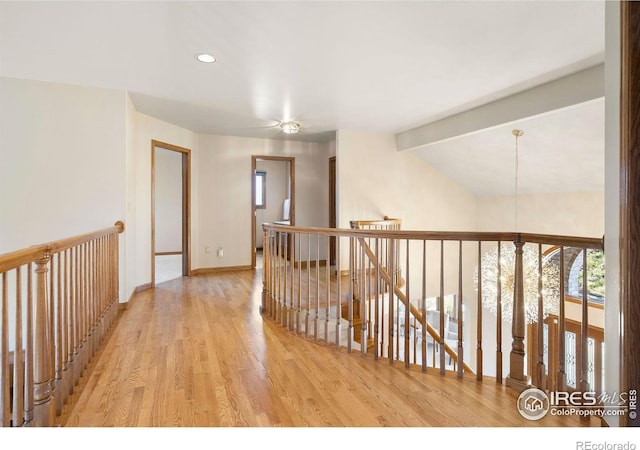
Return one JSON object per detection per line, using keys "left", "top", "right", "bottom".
{"left": 506, "top": 235, "right": 530, "bottom": 392}
{"left": 33, "top": 249, "right": 55, "bottom": 426}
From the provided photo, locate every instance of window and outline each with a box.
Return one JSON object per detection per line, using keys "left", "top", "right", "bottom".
{"left": 255, "top": 171, "right": 266, "bottom": 209}
{"left": 545, "top": 247, "right": 605, "bottom": 305}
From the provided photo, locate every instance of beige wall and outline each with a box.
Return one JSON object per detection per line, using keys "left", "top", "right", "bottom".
{"left": 0, "top": 77, "right": 126, "bottom": 252}
{"left": 336, "top": 130, "right": 476, "bottom": 232}
{"left": 476, "top": 191, "right": 605, "bottom": 237}
{"left": 0, "top": 76, "right": 128, "bottom": 300}
{"left": 195, "top": 134, "right": 330, "bottom": 269}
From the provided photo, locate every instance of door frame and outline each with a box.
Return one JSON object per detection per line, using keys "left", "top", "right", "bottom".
{"left": 620, "top": 1, "right": 640, "bottom": 426}
{"left": 329, "top": 156, "right": 336, "bottom": 266}
{"left": 151, "top": 140, "right": 192, "bottom": 286}
{"left": 251, "top": 155, "right": 295, "bottom": 269}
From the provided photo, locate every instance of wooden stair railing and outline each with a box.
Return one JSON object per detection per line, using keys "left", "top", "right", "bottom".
{"left": 343, "top": 217, "right": 401, "bottom": 352}
{"left": 261, "top": 222, "right": 604, "bottom": 395}
{"left": 355, "top": 237, "right": 474, "bottom": 374}
{"left": 0, "top": 221, "right": 124, "bottom": 427}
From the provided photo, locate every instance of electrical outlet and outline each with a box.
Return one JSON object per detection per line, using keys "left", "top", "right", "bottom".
{"left": 205, "top": 246, "right": 211, "bottom": 254}
{"left": 217, "top": 247, "right": 224, "bottom": 258}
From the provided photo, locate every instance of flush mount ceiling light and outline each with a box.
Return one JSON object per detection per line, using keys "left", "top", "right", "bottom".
{"left": 280, "top": 121, "right": 300, "bottom": 134}
{"left": 195, "top": 53, "right": 216, "bottom": 63}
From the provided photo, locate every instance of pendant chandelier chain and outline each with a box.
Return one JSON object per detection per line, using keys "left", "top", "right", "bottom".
{"left": 513, "top": 129, "right": 524, "bottom": 232}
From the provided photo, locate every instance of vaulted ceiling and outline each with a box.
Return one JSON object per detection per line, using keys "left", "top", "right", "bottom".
{"left": 0, "top": 1, "right": 606, "bottom": 195}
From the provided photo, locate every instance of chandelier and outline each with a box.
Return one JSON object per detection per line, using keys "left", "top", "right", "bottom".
{"left": 473, "top": 243, "right": 561, "bottom": 324}
{"left": 473, "top": 129, "right": 561, "bottom": 324}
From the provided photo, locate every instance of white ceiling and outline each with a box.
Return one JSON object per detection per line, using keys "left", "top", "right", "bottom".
{"left": 0, "top": 1, "right": 606, "bottom": 195}
{"left": 412, "top": 98, "right": 605, "bottom": 196}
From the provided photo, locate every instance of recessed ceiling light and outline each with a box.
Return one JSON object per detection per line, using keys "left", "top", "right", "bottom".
{"left": 280, "top": 121, "right": 300, "bottom": 134}
{"left": 196, "top": 53, "right": 216, "bottom": 63}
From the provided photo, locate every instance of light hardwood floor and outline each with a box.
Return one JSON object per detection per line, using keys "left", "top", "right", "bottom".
{"left": 59, "top": 268, "right": 599, "bottom": 428}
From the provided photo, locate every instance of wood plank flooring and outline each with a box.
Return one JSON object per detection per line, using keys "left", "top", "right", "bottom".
{"left": 58, "top": 268, "right": 599, "bottom": 428}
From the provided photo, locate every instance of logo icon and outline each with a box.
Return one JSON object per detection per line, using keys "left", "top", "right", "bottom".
{"left": 517, "top": 388, "right": 550, "bottom": 420}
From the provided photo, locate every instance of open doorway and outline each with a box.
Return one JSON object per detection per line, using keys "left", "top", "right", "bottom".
{"left": 251, "top": 155, "right": 295, "bottom": 269}
{"left": 151, "top": 140, "right": 191, "bottom": 285}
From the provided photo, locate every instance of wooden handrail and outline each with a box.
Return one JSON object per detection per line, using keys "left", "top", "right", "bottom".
{"left": 0, "top": 221, "right": 124, "bottom": 427}
{"left": 0, "top": 221, "right": 125, "bottom": 272}
{"left": 263, "top": 223, "right": 604, "bottom": 249}
{"left": 0, "top": 247, "right": 47, "bottom": 273}
{"left": 49, "top": 221, "right": 125, "bottom": 253}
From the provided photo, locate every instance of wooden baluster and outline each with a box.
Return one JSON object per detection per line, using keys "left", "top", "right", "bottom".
{"left": 102, "top": 236, "right": 107, "bottom": 338}
{"left": 282, "top": 233, "right": 293, "bottom": 330}
{"left": 262, "top": 228, "right": 268, "bottom": 314}
{"left": 290, "top": 233, "right": 296, "bottom": 332}
{"left": 296, "top": 234, "right": 301, "bottom": 333}
{"left": 105, "top": 236, "right": 109, "bottom": 329}
{"left": 421, "top": 240, "right": 427, "bottom": 372}
{"left": 265, "top": 233, "right": 270, "bottom": 316}
{"left": 496, "top": 242, "right": 503, "bottom": 384}
{"left": 335, "top": 237, "right": 341, "bottom": 347}
{"left": 506, "top": 236, "right": 528, "bottom": 391}
{"left": 347, "top": 237, "right": 353, "bottom": 353}
{"left": 476, "top": 241, "right": 483, "bottom": 380}
{"left": 33, "top": 251, "right": 54, "bottom": 426}
{"left": 54, "top": 252, "right": 63, "bottom": 415}
{"left": 393, "top": 284, "right": 404, "bottom": 360}
{"left": 64, "top": 249, "right": 73, "bottom": 398}
{"left": 24, "top": 263, "right": 34, "bottom": 425}
{"left": 80, "top": 243, "right": 87, "bottom": 372}
{"left": 276, "top": 233, "right": 281, "bottom": 323}
{"left": 369, "top": 256, "right": 375, "bottom": 356}
{"left": 325, "top": 236, "right": 330, "bottom": 344}
{"left": 306, "top": 234, "right": 311, "bottom": 338}
{"left": 360, "top": 238, "right": 366, "bottom": 355}
{"left": 12, "top": 267, "right": 25, "bottom": 427}
{"left": 1, "top": 272, "right": 10, "bottom": 426}
{"left": 557, "top": 246, "right": 566, "bottom": 392}
{"left": 379, "top": 240, "right": 386, "bottom": 359}
{"left": 274, "top": 234, "right": 278, "bottom": 320}
{"left": 273, "top": 233, "right": 278, "bottom": 318}
{"left": 457, "top": 240, "right": 464, "bottom": 379}
{"left": 263, "top": 232, "right": 268, "bottom": 315}
{"left": 268, "top": 234, "right": 273, "bottom": 317}
{"left": 579, "top": 249, "right": 590, "bottom": 398}
{"left": 88, "top": 241, "right": 94, "bottom": 359}
{"left": 439, "top": 240, "right": 445, "bottom": 374}
{"left": 315, "top": 235, "right": 320, "bottom": 342}
{"left": 374, "top": 238, "right": 381, "bottom": 360}
{"left": 96, "top": 238, "right": 102, "bottom": 346}
{"left": 87, "top": 240, "right": 93, "bottom": 362}
{"left": 48, "top": 249, "right": 57, "bottom": 411}
{"left": 86, "top": 242, "right": 92, "bottom": 360}
{"left": 404, "top": 240, "right": 410, "bottom": 367}
{"left": 73, "top": 246, "right": 81, "bottom": 386}
{"left": 388, "top": 238, "right": 395, "bottom": 363}
{"left": 536, "top": 244, "right": 546, "bottom": 390}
